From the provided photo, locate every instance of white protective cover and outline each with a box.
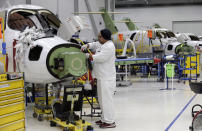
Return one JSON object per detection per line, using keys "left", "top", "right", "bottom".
{"left": 177, "top": 33, "right": 191, "bottom": 43}
{"left": 58, "top": 16, "right": 91, "bottom": 41}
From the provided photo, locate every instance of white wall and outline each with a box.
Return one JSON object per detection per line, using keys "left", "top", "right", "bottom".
{"left": 32, "top": 0, "right": 58, "bottom": 15}
{"left": 115, "top": 5, "right": 202, "bottom": 36}
{"left": 173, "top": 21, "right": 202, "bottom": 36}
{"left": 0, "top": 0, "right": 26, "bottom": 9}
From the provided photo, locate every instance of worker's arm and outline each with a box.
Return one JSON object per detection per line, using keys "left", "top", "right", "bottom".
{"left": 92, "top": 45, "right": 112, "bottom": 63}
{"left": 88, "top": 42, "right": 100, "bottom": 51}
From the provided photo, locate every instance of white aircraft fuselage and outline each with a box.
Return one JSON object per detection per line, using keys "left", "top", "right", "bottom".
{"left": 112, "top": 28, "right": 180, "bottom": 56}
{"left": 0, "top": 5, "right": 86, "bottom": 84}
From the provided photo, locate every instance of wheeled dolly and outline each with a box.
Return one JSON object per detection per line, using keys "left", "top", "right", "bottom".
{"left": 50, "top": 118, "right": 93, "bottom": 131}
{"left": 32, "top": 105, "right": 52, "bottom": 121}
{"left": 50, "top": 85, "right": 94, "bottom": 131}
{"left": 32, "top": 84, "right": 53, "bottom": 121}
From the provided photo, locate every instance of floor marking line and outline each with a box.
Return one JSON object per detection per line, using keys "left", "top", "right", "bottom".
{"left": 165, "top": 94, "right": 197, "bottom": 131}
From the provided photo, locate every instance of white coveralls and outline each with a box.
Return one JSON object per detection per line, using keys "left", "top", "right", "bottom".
{"left": 88, "top": 40, "right": 116, "bottom": 123}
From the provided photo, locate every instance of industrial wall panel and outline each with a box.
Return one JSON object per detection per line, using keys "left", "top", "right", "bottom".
{"left": 116, "top": 0, "right": 202, "bottom": 7}
{"left": 115, "top": 5, "right": 202, "bottom": 33}
{"left": 0, "top": 0, "right": 26, "bottom": 9}
{"left": 172, "top": 20, "right": 202, "bottom": 36}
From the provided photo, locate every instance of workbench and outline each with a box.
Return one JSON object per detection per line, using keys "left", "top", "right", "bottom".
{"left": 115, "top": 58, "right": 154, "bottom": 66}
{"left": 115, "top": 58, "right": 154, "bottom": 86}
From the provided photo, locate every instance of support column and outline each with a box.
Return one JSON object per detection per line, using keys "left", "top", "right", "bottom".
{"left": 56, "top": 0, "right": 59, "bottom": 17}
{"left": 84, "top": 0, "right": 98, "bottom": 36}
{"left": 110, "top": 0, "right": 115, "bottom": 20}
{"left": 26, "top": 0, "right": 31, "bottom": 4}
{"left": 74, "top": 0, "right": 79, "bottom": 16}
{"left": 105, "top": 0, "right": 109, "bottom": 11}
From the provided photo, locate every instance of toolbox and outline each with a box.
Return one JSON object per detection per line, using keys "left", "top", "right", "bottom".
{"left": 0, "top": 75, "right": 25, "bottom": 131}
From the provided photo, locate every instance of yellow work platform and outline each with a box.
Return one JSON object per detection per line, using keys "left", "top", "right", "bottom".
{"left": 183, "top": 53, "right": 200, "bottom": 75}
{"left": 51, "top": 118, "right": 93, "bottom": 131}
{"left": 0, "top": 75, "right": 25, "bottom": 131}
{"left": 83, "top": 97, "right": 97, "bottom": 104}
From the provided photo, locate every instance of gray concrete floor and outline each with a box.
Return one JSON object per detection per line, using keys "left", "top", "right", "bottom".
{"left": 26, "top": 76, "right": 202, "bottom": 131}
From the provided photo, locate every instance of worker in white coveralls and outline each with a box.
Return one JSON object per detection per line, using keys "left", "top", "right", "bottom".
{"left": 81, "top": 29, "right": 116, "bottom": 128}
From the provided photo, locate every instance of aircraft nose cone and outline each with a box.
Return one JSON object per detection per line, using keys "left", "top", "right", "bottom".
{"left": 46, "top": 43, "right": 87, "bottom": 79}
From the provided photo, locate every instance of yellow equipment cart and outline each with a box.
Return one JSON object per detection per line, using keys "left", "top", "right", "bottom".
{"left": 0, "top": 73, "right": 25, "bottom": 131}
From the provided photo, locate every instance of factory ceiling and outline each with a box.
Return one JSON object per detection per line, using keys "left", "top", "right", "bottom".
{"left": 115, "top": 0, "right": 202, "bottom": 7}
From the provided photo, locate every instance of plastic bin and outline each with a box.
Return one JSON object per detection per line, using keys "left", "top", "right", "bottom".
{"left": 166, "top": 64, "right": 175, "bottom": 78}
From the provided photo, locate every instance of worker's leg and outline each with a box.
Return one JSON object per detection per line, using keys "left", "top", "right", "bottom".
{"left": 97, "top": 79, "right": 103, "bottom": 116}
{"left": 100, "top": 79, "right": 116, "bottom": 123}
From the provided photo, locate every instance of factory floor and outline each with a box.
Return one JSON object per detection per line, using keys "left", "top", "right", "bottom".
{"left": 26, "top": 76, "right": 202, "bottom": 131}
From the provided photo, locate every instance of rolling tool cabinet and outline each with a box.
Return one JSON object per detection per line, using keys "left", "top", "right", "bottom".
{"left": 0, "top": 75, "right": 25, "bottom": 131}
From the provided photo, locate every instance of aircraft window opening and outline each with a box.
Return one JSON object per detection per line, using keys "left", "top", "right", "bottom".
{"left": 156, "top": 32, "right": 162, "bottom": 39}
{"left": 130, "top": 33, "right": 136, "bottom": 40}
{"left": 167, "top": 45, "right": 173, "bottom": 50}
{"left": 165, "top": 32, "right": 171, "bottom": 38}
{"left": 29, "top": 45, "right": 43, "bottom": 61}
{"left": 47, "top": 15, "right": 60, "bottom": 28}
{"left": 28, "top": 15, "right": 43, "bottom": 29}
{"left": 39, "top": 11, "right": 61, "bottom": 30}
{"left": 8, "top": 11, "right": 36, "bottom": 31}
{"left": 167, "top": 31, "right": 176, "bottom": 38}
{"left": 159, "top": 32, "right": 166, "bottom": 38}
{"left": 189, "top": 35, "right": 199, "bottom": 41}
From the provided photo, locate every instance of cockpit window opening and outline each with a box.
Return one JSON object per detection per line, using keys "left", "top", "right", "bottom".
{"left": 160, "top": 32, "right": 166, "bottom": 38}
{"left": 167, "top": 33, "right": 171, "bottom": 38}
{"left": 167, "top": 31, "right": 176, "bottom": 38}
{"left": 156, "top": 32, "right": 162, "bottom": 39}
{"left": 189, "top": 35, "right": 199, "bottom": 41}
{"left": 8, "top": 8, "right": 61, "bottom": 36}
{"left": 38, "top": 9, "right": 61, "bottom": 32}
{"left": 8, "top": 10, "right": 36, "bottom": 31}
{"left": 130, "top": 32, "right": 136, "bottom": 40}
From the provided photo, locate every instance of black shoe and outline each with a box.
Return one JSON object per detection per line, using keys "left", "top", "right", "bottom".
{"left": 99, "top": 122, "right": 116, "bottom": 128}
{"left": 95, "top": 120, "right": 103, "bottom": 125}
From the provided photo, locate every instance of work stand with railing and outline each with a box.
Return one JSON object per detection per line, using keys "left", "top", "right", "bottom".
{"left": 158, "top": 53, "right": 199, "bottom": 89}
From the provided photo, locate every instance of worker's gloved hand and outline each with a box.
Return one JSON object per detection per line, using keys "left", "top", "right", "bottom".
{"left": 81, "top": 44, "right": 88, "bottom": 52}
{"left": 85, "top": 53, "right": 93, "bottom": 60}
{"left": 85, "top": 53, "right": 90, "bottom": 58}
